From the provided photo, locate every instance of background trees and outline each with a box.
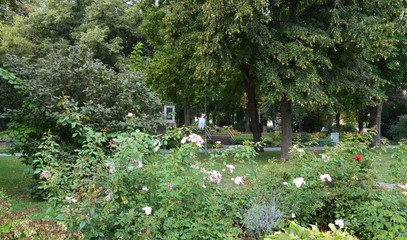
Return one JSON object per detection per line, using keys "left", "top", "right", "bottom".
{"left": 0, "top": 0, "right": 405, "bottom": 159}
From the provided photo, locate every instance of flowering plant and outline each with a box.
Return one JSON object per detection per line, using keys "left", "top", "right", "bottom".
{"left": 35, "top": 125, "right": 259, "bottom": 239}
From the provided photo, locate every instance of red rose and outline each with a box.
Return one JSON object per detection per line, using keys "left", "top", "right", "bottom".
{"left": 354, "top": 155, "right": 362, "bottom": 162}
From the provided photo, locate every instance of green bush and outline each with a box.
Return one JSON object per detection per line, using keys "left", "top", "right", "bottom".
{"left": 260, "top": 136, "right": 406, "bottom": 239}
{"left": 390, "top": 140, "right": 407, "bottom": 184}
{"left": 265, "top": 221, "right": 358, "bottom": 239}
{"left": 389, "top": 115, "right": 407, "bottom": 141}
{"left": 2, "top": 47, "right": 164, "bottom": 162}
{"left": 34, "top": 116, "right": 260, "bottom": 238}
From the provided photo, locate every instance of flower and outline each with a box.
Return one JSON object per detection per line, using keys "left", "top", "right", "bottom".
{"left": 65, "top": 196, "right": 77, "bottom": 203}
{"left": 226, "top": 164, "right": 235, "bottom": 173}
{"left": 209, "top": 170, "right": 222, "bottom": 184}
{"left": 321, "top": 154, "right": 330, "bottom": 162}
{"left": 335, "top": 219, "right": 344, "bottom": 229}
{"left": 127, "top": 112, "right": 134, "bottom": 117}
{"left": 190, "top": 164, "right": 200, "bottom": 170}
{"left": 180, "top": 134, "right": 204, "bottom": 147}
{"left": 105, "top": 194, "right": 111, "bottom": 201}
{"left": 233, "top": 176, "right": 244, "bottom": 185}
{"left": 354, "top": 155, "right": 362, "bottom": 162}
{"left": 320, "top": 174, "right": 332, "bottom": 182}
{"left": 283, "top": 182, "right": 289, "bottom": 186}
{"left": 291, "top": 213, "right": 296, "bottom": 218}
{"left": 40, "top": 170, "right": 51, "bottom": 180}
{"left": 215, "top": 141, "right": 222, "bottom": 145}
{"left": 165, "top": 182, "right": 173, "bottom": 190}
{"left": 292, "top": 177, "right": 305, "bottom": 188}
{"left": 137, "top": 160, "right": 143, "bottom": 168}
{"left": 181, "top": 137, "right": 188, "bottom": 144}
{"left": 142, "top": 206, "right": 152, "bottom": 215}
{"left": 142, "top": 186, "right": 149, "bottom": 192}
{"left": 201, "top": 184, "right": 207, "bottom": 189}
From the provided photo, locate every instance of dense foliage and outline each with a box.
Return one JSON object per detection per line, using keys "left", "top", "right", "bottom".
{"left": 1, "top": 47, "right": 163, "bottom": 178}
{"left": 261, "top": 136, "right": 406, "bottom": 239}
{"left": 28, "top": 107, "right": 406, "bottom": 239}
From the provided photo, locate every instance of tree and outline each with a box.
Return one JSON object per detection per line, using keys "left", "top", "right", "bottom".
{"left": 1, "top": 0, "right": 145, "bottom": 68}
{"left": 141, "top": 0, "right": 401, "bottom": 159}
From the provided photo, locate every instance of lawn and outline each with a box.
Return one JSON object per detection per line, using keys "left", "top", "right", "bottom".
{"left": 0, "top": 144, "right": 9, "bottom": 154}
{"left": 198, "top": 147, "right": 399, "bottom": 184}
{"left": 0, "top": 156, "right": 54, "bottom": 220}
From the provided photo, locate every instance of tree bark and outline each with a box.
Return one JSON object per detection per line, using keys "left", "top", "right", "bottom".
{"left": 281, "top": 95, "right": 293, "bottom": 160}
{"left": 240, "top": 64, "right": 263, "bottom": 149}
{"left": 335, "top": 112, "right": 341, "bottom": 132}
{"left": 368, "top": 103, "right": 383, "bottom": 147}
{"left": 357, "top": 110, "right": 365, "bottom": 133}
{"left": 184, "top": 96, "right": 191, "bottom": 126}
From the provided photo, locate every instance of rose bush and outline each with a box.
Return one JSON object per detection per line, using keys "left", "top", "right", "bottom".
{"left": 260, "top": 137, "right": 406, "bottom": 239}
{"left": 33, "top": 108, "right": 262, "bottom": 238}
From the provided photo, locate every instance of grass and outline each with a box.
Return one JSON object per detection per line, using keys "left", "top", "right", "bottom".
{"left": 0, "top": 143, "right": 10, "bottom": 153}
{"left": 199, "top": 147, "right": 399, "bottom": 184}
{"left": 0, "top": 156, "right": 54, "bottom": 220}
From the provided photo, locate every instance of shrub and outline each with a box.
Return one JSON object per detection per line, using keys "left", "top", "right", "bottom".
{"left": 389, "top": 115, "right": 407, "bottom": 141}
{"left": 260, "top": 136, "right": 406, "bottom": 239}
{"left": 265, "top": 221, "right": 358, "bottom": 239}
{"left": 34, "top": 114, "right": 260, "bottom": 238}
{"left": 244, "top": 196, "right": 283, "bottom": 238}
{"left": 3, "top": 47, "right": 164, "bottom": 163}
{"left": 390, "top": 140, "right": 407, "bottom": 184}
{"left": 0, "top": 191, "right": 81, "bottom": 239}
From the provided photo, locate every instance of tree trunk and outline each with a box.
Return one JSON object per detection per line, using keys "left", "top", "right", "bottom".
{"left": 357, "top": 111, "right": 365, "bottom": 133}
{"left": 240, "top": 64, "right": 263, "bottom": 150}
{"left": 368, "top": 103, "right": 383, "bottom": 147}
{"left": 281, "top": 95, "right": 292, "bottom": 160}
{"left": 335, "top": 112, "right": 341, "bottom": 132}
{"left": 184, "top": 96, "right": 191, "bottom": 126}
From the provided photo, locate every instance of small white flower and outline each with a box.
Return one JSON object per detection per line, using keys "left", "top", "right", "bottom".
{"left": 283, "top": 182, "right": 289, "bottom": 186}
{"left": 293, "top": 177, "right": 305, "bottom": 188}
{"left": 321, "top": 154, "right": 330, "bottom": 162}
{"left": 142, "top": 186, "right": 149, "bottom": 192}
{"left": 201, "top": 184, "right": 207, "bottom": 189}
{"left": 226, "top": 164, "right": 235, "bottom": 173}
{"left": 190, "top": 164, "right": 199, "bottom": 170}
{"left": 137, "top": 160, "right": 143, "bottom": 168}
{"left": 335, "top": 219, "right": 344, "bottom": 229}
{"left": 291, "top": 213, "right": 296, "bottom": 218}
{"left": 142, "top": 206, "right": 152, "bottom": 215}
{"left": 320, "top": 174, "right": 332, "bottom": 182}
{"left": 215, "top": 141, "right": 222, "bottom": 145}
{"left": 181, "top": 137, "right": 188, "bottom": 144}
{"left": 65, "top": 196, "right": 77, "bottom": 203}
{"left": 234, "top": 176, "right": 244, "bottom": 185}
{"left": 127, "top": 112, "right": 134, "bottom": 117}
